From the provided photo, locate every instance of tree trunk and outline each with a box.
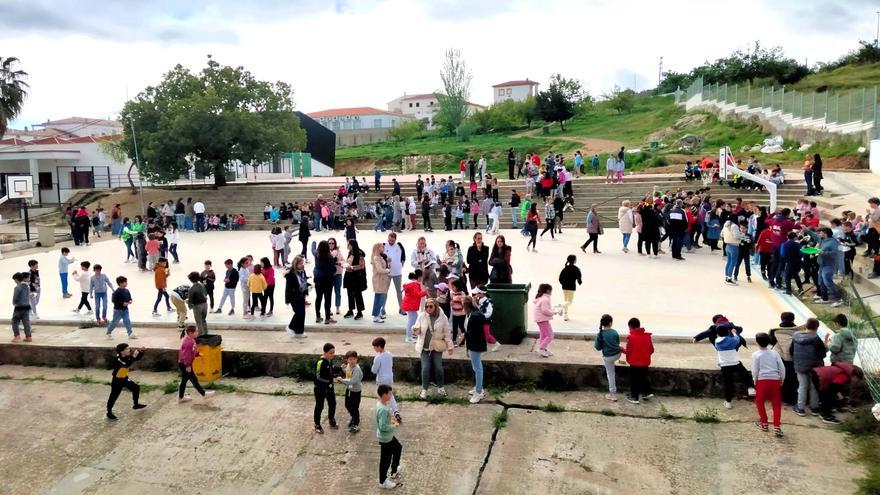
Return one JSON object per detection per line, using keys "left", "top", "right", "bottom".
{"left": 127, "top": 162, "right": 137, "bottom": 194}
{"left": 213, "top": 163, "right": 227, "bottom": 187}
{"left": 560, "top": 120, "right": 566, "bottom": 132}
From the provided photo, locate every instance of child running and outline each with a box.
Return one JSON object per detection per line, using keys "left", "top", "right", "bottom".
{"left": 713, "top": 320, "right": 756, "bottom": 409}
{"left": 751, "top": 331, "right": 785, "bottom": 437}
{"left": 177, "top": 325, "right": 215, "bottom": 403}
{"left": 376, "top": 384, "right": 403, "bottom": 490}
{"left": 106, "top": 276, "right": 135, "bottom": 339}
{"left": 71, "top": 261, "right": 93, "bottom": 314}
{"left": 106, "top": 343, "right": 147, "bottom": 420}
{"left": 152, "top": 257, "right": 172, "bottom": 316}
{"left": 557, "top": 255, "right": 582, "bottom": 321}
{"left": 533, "top": 283, "right": 560, "bottom": 357}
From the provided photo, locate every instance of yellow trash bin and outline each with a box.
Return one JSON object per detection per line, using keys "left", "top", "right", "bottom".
{"left": 193, "top": 334, "right": 222, "bottom": 383}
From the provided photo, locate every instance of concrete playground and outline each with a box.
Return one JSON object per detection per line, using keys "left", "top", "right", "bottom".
{"left": 0, "top": 228, "right": 815, "bottom": 338}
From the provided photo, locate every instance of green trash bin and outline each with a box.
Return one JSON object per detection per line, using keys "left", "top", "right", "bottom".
{"left": 485, "top": 283, "right": 531, "bottom": 345}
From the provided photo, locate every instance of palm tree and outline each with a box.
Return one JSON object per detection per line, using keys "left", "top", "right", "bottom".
{"left": 0, "top": 57, "right": 29, "bottom": 139}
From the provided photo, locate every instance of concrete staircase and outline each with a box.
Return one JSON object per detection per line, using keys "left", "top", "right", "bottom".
{"left": 201, "top": 174, "right": 810, "bottom": 230}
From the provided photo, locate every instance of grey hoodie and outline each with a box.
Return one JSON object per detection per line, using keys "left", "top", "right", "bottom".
{"left": 12, "top": 282, "right": 30, "bottom": 309}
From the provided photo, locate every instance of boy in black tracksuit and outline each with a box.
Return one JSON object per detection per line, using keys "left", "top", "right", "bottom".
{"left": 314, "top": 342, "right": 339, "bottom": 433}
{"left": 107, "top": 343, "right": 148, "bottom": 420}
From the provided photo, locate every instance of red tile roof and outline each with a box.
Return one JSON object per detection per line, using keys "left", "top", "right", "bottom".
{"left": 0, "top": 138, "right": 32, "bottom": 146}
{"left": 308, "top": 107, "right": 407, "bottom": 118}
{"left": 492, "top": 79, "right": 539, "bottom": 88}
{"left": 0, "top": 134, "right": 122, "bottom": 146}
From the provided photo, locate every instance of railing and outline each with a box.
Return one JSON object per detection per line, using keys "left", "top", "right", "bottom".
{"left": 845, "top": 282, "right": 880, "bottom": 403}
{"left": 683, "top": 76, "right": 879, "bottom": 136}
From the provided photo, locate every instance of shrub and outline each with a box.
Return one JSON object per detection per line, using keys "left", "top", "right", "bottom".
{"left": 693, "top": 407, "right": 720, "bottom": 423}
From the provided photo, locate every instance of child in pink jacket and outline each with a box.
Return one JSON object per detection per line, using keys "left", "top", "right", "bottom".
{"left": 177, "top": 326, "right": 214, "bottom": 402}
{"left": 533, "top": 283, "right": 560, "bottom": 357}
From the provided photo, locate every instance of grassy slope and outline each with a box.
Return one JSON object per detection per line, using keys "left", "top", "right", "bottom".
{"left": 793, "top": 62, "right": 880, "bottom": 93}
{"left": 336, "top": 94, "right": 862, "bottom": 174}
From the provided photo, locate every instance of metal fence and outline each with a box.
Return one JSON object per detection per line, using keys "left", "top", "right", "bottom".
{"left": 683, "top": 77, "right": 880, "bottom": 138}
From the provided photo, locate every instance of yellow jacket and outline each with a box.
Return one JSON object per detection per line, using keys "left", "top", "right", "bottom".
{"left": 247, "top": 274, "right": 267, "bottom": 293}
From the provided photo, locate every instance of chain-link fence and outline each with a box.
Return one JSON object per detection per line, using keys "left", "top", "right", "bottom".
{"left": 684, "top": 77, "right": 879, "bottom": 131}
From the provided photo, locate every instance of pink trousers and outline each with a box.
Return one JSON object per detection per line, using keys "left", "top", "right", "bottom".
{"left": 537, "top": 321, "right": 554, "bottom": 350}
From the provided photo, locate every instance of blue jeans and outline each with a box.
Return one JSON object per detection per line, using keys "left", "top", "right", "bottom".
{"left": 469, "top": 350, "right": 484, "bottom": 392}
{"left": 60, "top": 273, "right": 69, "bottom": 295}
{"left": 184, "top": 216, "right": 193, "bottom": 231}
{"left": 169, "top": 243, "right": 179, "bottom": 263}
{"left": 106, "top": 309, "right": 132, "bottom": 336}
{"left": 724, "top": 244, "right": 739, "bottom": 278}
{"left": 195, "top": 213, "right": 205, "bottom": 232}
{"left": 406, "top": 310, "right": 418, "bottom": 340}
{"left": 313, "top": 213, "right": 322, "bottom": 232}
{"left": 333, "top": 274, "right": 343, "bottom": 309}
{"left": 819, "top": 265, "right": 839, "bottom": 300}
{"left": 94, "top": 292, "right": 108, "bottom": 320}
{"left": 622, "top": 233, "right": 631, "bottom": 248}
{"left": 175, "top": 213, "right": 185, "bottom": 228}
{"left": 510, "top": 207, "right": 519, "bottom": 228}
{"left": 372, "top": 292, "right": 387, "bottom": 317}
{"left": 125, "top": 238, "right": 134, "bottom": 261}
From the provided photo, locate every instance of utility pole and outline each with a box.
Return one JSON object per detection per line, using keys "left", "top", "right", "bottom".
{"left": 658, "top": 56, "right": 664, "bottom": 86}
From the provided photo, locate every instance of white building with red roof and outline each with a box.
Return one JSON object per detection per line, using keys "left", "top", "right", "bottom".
{"left": 387, "top": 93, "right": 485, "bottom": 128}
{"left": 0, "top": 125, "right": 132, "bottom": 204}
{"left": 307, "top": 107, "right": 414, "bottom": 147}
{"left": 492, "top": 79, "right": 539, "bottom": 103}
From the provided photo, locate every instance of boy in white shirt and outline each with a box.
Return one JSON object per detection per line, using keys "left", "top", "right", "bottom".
{"left": 72, "top": 261, "right": 93, "bottom": 314}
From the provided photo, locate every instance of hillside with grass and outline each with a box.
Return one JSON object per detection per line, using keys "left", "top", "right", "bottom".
{"left": 793, "top": 62, "right": 880, "bottom": 93}
{"left": 335, "top": 95, "right": 863, "bottom": 176}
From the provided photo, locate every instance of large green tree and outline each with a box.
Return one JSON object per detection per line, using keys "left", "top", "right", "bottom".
{"left": 535, "top": 74, "right": 582, "bottom": 131}
{"left": 0, "top": 56, "right": 29, "bottom": 139}
{"left": 120, "top": 56, "right": 306, "bottom": 187}
{"left": 433, "top": 48, "right": 472, "bottom": 135}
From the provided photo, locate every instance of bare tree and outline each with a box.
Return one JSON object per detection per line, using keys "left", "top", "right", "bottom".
{"left": 434, "top": 48, "right": 472, "bottom": 135}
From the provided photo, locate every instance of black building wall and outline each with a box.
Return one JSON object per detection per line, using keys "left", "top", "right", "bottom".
{"left": 294, "top": 111, "right": 335, "bottom": 169}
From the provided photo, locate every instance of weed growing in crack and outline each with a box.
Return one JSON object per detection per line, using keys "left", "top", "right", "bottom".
{"left": 693, "top": 407, "right": 720, "bottom": 423}
{"left": 542, "top": 402, "right": 565, "bottom": 413}
{"left": 493, "top": 409, "right": 509, "bottom": 428}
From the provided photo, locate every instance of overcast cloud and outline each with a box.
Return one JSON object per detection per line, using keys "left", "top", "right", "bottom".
{"left": 2, "top": 0, "right": 877, "bottom": 127}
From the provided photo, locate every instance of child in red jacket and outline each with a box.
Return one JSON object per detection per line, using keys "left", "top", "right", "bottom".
{"left": 401, "top": 270, "right": 426, "bottom": 343}
{"left": 623, "top": 317, "right": 654, "bottom": 404}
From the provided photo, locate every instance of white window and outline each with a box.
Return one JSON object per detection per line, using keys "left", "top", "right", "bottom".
{"left": 507, "top": 88, "right": 512, "bottom": 95}
{"left": 416, "top": 102, "right": 420, "bottom": 107}
{"left": 373, "top": 118, "right": 383, "bottom": 128}
{"left": 332, "top": 121, "right": 340, "bottom": 130}
{"left": 409, "top": 103, "right": 413, "bottom": 108}
{"left": 343, "top": 119, "right": 353, "bottom": 130}
{"left": 353, "top": 120, "right": 362, "bottom": 129}
{"left": 498, "top": 89, "right": 504, "bottom": 96}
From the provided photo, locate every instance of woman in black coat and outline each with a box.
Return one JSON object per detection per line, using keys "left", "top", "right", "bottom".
{"left": 466, "top": 232, "right": 489, "bottom": 289}
{"left": 640, "top": 204, "right": 661, "bottom": 257}
{"left": 342, "top": 239, "right": 366, "bottom": 319}
{"left": 812, "top": 153, "right": 823, "bottom": 194}
{"left": 298, "top": 206, "right": 311, "bottom": 260}
{"left": 284, "top": 255, "right": 309, "bottom": 337}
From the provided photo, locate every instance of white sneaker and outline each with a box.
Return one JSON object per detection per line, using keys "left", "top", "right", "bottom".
{"left": 373, "top": 317, "right": 384, "bottom": 323}
{"left": 469, "top": 391, "right": 485, "bottom": 404}
{"left": 106, "top": 333, "right": 113, "bottom": 339}
{"left": 85, "top": 309, "right": 93, "bottom": 314}
{"left": 538, "top": 349, "right": 550, "bottom": 357}
{"left": 563, "top": 315, "right": 570, "bottom": 321}
{"left": 203, "top": 390, "right": 216, "bottom": 398}
{"left": 724, "top": 401, "right": 732, "bottom": 409}
{"left": 379, "top": 480, "right": 397, "bottom": 490}
{"left": 490, "top": 342, "right": 501, "bottom": 352}
{"left": 152, "top": 311, "right": 160, "bottom": 317}
{"left": 179, "top": 395, "right": 192, "bottom": 403}
{"left": 437, "top": 387, "right": 447, "bottom": 397}
{"left": 605, "top": 393, "right": 618, "bottom": 402}
{"left": 830, "top": 300, "right": 844, "bottom": 308}
{"left": 419, "top": 389, "right": 428, "bottom": 400}
{"left": 467, "top": 387, "right": 476, "bottom": 396}
{"left": 390, "top": 465, "right": 402, "bottom": 479}
{"left": 72, "top": 309, "right": 80, "bottom": 313}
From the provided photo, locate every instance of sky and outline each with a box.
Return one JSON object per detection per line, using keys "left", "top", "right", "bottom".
{"left": 2, "top": 0, "right": 879, "bottom": 128}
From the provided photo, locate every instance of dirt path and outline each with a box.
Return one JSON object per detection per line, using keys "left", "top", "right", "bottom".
{"left": 512, "top": 128, "right": 625, "bottom": 154}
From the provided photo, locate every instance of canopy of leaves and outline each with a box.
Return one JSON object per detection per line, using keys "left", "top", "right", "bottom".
{"left": 468, "top": 98, "right": 537, "bottom": 133}
{"left": 387, "top": 118, "right": 426, "bottom": 142}
{"left": 119, "top": 56, "right": 306, "bottom": 186}
{"left": 434, "top": 48, "right": 472, "bottom": 135}
{"left": 535, "top": 74, "right": 582, "bottom": 131}
{"left": 0, "top": 56, "right": 29, "bottom": 138}
{"left": 654, "top": 42, "right": 810, "bottom": 92}
{"left": 817, "top": 40, "right": 880, "bottom": 72}
{"left": 603, "top": 86, "right": 636, "bottom": 114}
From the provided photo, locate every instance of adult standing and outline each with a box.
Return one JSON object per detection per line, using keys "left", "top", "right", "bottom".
{"left": 343, "top": 239, "right": 366, "bottom": 319}
{"left": 374, "top": 167, "right": 382, "bottom": 192}
{"left": 507, "top": 148, "right": 515, "bottom": 180}
{"left": 184, "top": 198, "right": 194, "bottom": 231}
{"left": 110, "top": 204, "right": 122, "bottom": 236}
{"left": 371, "top": 243, "right": 391, "bottom": 323}
{"left": 193, "top": 199, "right": 206, "bottom": 233}
{"left": 508, "top": 190, "right": 521, "bottom": 229}
{"left": 525, "top": 204, "right": 541, "bottom": 252}
{"left": 328, "top": 238, "right": 345, "bottom": 315}
{"left": 478, "top": 155, "right": 487, "bottom": 182}
{"left": 640, "top": 204, "right": 662, "bottom": 258}
{"left": 285, "top": 255, "right": 309, "bottom": 338}
{"left": 421, "top": 194, "right": 433, "bottom": 232}
{"left": 667, "top": 199, "right": 688, "bottom": 261}
{"left": 413, "top": 298, "right": 454, "bottom": 399}
{"left": 812, "top": 153, "right": 824, "bottom": 194}
{"left": 618, "top": 200, "right": 634, "bottom": 253}
{"left": 382, "top": 233, "right": 406, "bottom": 316}
{"left": 174, "top": 198, "right": 185, "bottom": 229}
{"left": 803, "top": 154, "right": 815, "bottom": 196}
{"left": 466, "top": 233, "right": 489, "bottom": 288}
{"left": 580, "top": 204, "right": 602, "bottom": 254}
{"left": 298, "top": 211, "right": 311, "bottom": 261}
{"left": 489, "top": 235, "right": 512, "bottom": 284}
{"left": 313, "top": 240, "right": 337, "bottom": 324}
{"left": 462, "top": 296, "right": 487, "bottom": 404}
{"left": 415, "top": 175, "right": 424, "bottom": 201}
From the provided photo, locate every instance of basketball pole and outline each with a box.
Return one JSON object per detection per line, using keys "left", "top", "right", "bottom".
{"left": 23, "top": 200, "right": 30, "bottom": 242}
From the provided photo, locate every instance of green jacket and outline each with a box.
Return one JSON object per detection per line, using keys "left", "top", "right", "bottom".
{"left": 828, "top": 327, "right": 858, "bottom": 364}
{"left": 121, "top": 222, "right": 143, "bottom": 242}
{"left": 375, "top": 402, "right": 395, "bottom": 443}
{"left": 520, "top": 199, "right": 531, "bottom": 220}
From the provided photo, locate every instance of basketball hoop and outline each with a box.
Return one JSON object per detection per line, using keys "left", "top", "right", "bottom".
{"left": 6, "top": 175, "right": 34, "bottom": 200}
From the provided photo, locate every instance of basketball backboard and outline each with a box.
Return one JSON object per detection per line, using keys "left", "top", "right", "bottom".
{"left": 6, "top": 175, "right": 33, "bottom": 200}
